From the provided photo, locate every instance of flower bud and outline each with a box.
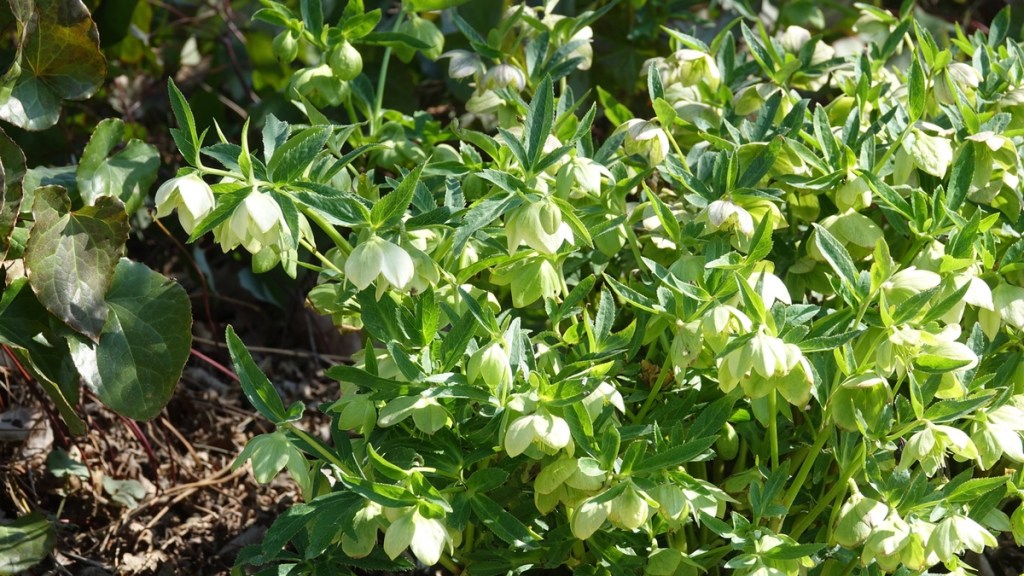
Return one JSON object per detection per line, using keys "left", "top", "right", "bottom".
{"left": 609, "top": 484, "right": 650, "bottom": 531}
{"left": 903, "top": 129, "right": 953, "bottom": 178}
{"left": 881, "top": 266, "right": 941, "bottom": 306}
{"left": 290, "top": 65, "right": 348, "bottom": 108}
{"left": 441, "top": 49, "right": 482, "bottom": 79}
{"left": 505, "top": 199, "right": 572, "bottom": 254}
{"left": 467, "top": 341, "right": 513, "bottom": 395}
{"left": 780, "top": 26, "right": 811, "bottom": 53}
{"left": 556, "top": 156, "right": 609, "bottom": 199}
{"left": 830, "top": 374, "right": 891, "bottom": 434}
{"left": 504, "top": 411, "right": 571, "bottom": 457}
{"left": 154, "top": 174, "right": 215, "bottom": 235}
{"left": 571, "top": 498, "right": 611, "bottom": 540}
{"left": 395, "top": 15, "right": 444, "bottom": 62}
{"left": 715, "top": 422, "right": 739, "bottom": 460}
{"left": 328, "top": 41, "right": 363, "bottom": 81}
{"left": 272, "top": 30, "right": 299, "bottom": 64}
{"left": 927, "top": 514, "right": 997, "bottom": 563}
{"left": 341, "top": 503, "right": 382, "bottom": 558}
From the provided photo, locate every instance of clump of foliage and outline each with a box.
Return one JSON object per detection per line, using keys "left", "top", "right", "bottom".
{"left": 148, "top": 0, "right": 1024, "bottom": 575}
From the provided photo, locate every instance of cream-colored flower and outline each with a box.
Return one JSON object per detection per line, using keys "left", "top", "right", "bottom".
{"left": 344, "top": 235, "right": 415, "bottom": 291}
{"left": 154, "top": 174, "right": 215, "bottom": 234}
{"left": 214, "top": 188, "right": 286, "bottom": 254}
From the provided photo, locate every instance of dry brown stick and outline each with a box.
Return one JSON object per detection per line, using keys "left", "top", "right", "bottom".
{"left": 159, "top": 416, "right": 202, "bottom": 469}
{"left": 191, "top": 335, "right": 352, "bottom": 364}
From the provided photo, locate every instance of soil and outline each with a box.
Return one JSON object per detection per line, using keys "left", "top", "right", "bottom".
{"left": 0, "top": 229, "right": 358, "bottom": 576}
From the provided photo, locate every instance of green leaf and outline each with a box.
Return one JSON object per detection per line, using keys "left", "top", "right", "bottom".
{"left": 226, "top": 325, "right": 294, "bottom": 424}
{"left": 167, "top": 80, "right": 200, "bottom": 166}
{"left": 24, "top": 186, "right": 128, "bottom": 339}
{"left": 524, "top": 76, "right": 554, "bottom": 170}
{"left": 267, "top": 126, "right": 332, "bottom": 183}
{"left": 946, "top": 143, "right": 974, "bottom": 211}
{"left": 453, "top": 194, "right": 517, "bottom": 256}
{"left": 631, "top": 436, "right": 717, "bottom": 475}
{"left": 342, "top": 10, "right": 381, "bottom": 39}
{"left": 0, "top": 127, "right": 26, "bottom": 259}
{"left": 406, "top": 0, "right": 473, "bottom": 9}
{"left": 66, "top": 259, "right": 191, "bottom": 421}
{"left": 469, "top": 493, "right": 537, "bottom": 545}
{"left": 647, "top": 61, "right": 665, "bottom": 102}
{"left": 467, "top": 469, "right": 509, "bottom": 494}
{"left": 0, "top": 0, "right": 106, "bottom": 130}
{"left": 907, "top": 54, "right": 926, "bottom": 122}
{"left": 798, "top": 330, "right": 864, "bottom": 353}
{"left": 812, "top": 224, "right": 859, "bottom": 294}
{"left": 300, "top": 0, "right": 324, "bottom": 39}
{"left": 370, "top": 162, "right": 426, "bottom": 230}
{"left": 644, "top": 185, "right": 680, "bottom": 246}
{"left": 594, "top": 288, "right": 615, "bottom": 344}
{"left": 76, "top": 118, "right": 159, "bottom": 213}
{"left": 0, "top": 512, "right": 55, "bottom": 575}
{"left": 0, "top": 278, "right": 83, "bottom": 432}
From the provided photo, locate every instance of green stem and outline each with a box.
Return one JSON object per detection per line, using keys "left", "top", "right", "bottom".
{"left": 199, "top": 166, "right": 245, "bottom": 181}
{"left": 768, "top": 389, "right": 779, "bottom": 470}
{"left": 790, "top": 458, "right": 863, "bottom": 540}
{"left": 774, "top": 421, "right": 831, "bottom": 530}
{"left": 438, "top": 552, "right": 462, "bottom": 574}
{"left": 632, "top": 356, "right": 673, "bottom": 425}
{"left": 299, "top": 238, "right": 344, "bottom": 276}
{"left": 372, "top": 8, "right": 406, "bottom": 135}
{"left": 285, "top": 423, "right": 349, "bottom": 472}
{"left": 299, "top": 204, "right": 353, "bottom": 255}
{"left": 871, "top": 124, "right": 913, "bottom": 174}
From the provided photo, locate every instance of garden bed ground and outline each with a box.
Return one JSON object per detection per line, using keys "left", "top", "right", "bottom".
{"left": 0, "top": 233, "right": 355, "bottom": 575}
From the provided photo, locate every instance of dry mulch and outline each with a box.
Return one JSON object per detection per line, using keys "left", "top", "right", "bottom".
{"left": 0, "top": 341, "right": 338, "bottom": 575}
{"left": 0, "top": 233, "right": 356, "bottom": 576}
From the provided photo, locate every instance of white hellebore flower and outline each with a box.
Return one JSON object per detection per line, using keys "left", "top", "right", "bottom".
{"left": 483, "top": 63, "right": 527, "bottom": 92}
{"left": 345, "top": 235, "right": 415, "bottom": 291}
{"left": 670, "top": 49, "right": 720, "bottom": 89}
{"left": 621, "top": 119, "right": 670, "bottom": 165}
{"left": 903, "top": 129, "right": 954, "bottom": 178}
{"left": 440, "top": 49, "right": 482, "bottom": 79}
{"left": 505, "top": 197, "right": 573, "bottom": 254}
{"left": 780, "top": 26, "right": 812, "bottom": 53}
{"left": 214, "top": 188, "right": 286, "bottom": 254}
{"left": 706, "top": 199, "right": 754, "bottom": 236}
{"left": 935, "top": 62, "right": 983, "bottom": 106}
{"left": 154, "top": 174, "right": 215, "bottom": 235}
{"left": 383, "top": 508, "right": 451, "bottom": 566}
{"left": 504, "top": 410, "right": 571, "bottom": 457}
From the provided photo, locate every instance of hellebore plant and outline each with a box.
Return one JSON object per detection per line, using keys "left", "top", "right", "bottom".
{"left": 156, "top": 1, "right": 1024, "bottom": 575}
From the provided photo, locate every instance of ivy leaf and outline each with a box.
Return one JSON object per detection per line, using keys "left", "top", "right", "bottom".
{"left": 25, "top": 186, "right": 128, "bottom": 339}
{"left": 0, "top": 0, "right": 107, "bottom": 130}
{"left": 67, "top": 259, "right": 192, "bottom": 421}
{"left": 0, "top": 512, "right": 56, "bottom": 575}
{"left": 76, "top": 118, "right": 159, "bottom": 213}
{"left": 0, "top": 127, "right": 26, "bottom": 260}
